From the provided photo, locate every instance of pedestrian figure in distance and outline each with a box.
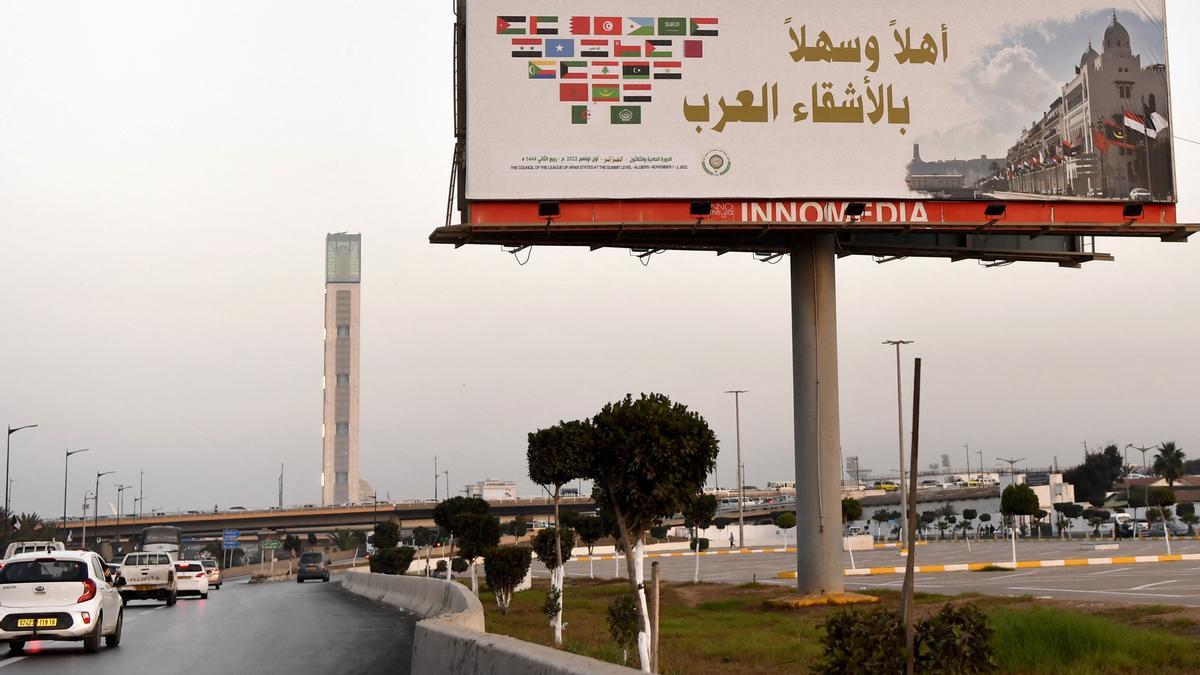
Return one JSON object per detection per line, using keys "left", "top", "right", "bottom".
{"left": 729, "top": 533, "right": 735, "bottom": 548}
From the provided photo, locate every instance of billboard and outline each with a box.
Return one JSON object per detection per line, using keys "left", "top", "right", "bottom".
{"left": 465, "top": 1, "right": 1174, "bottom": 204}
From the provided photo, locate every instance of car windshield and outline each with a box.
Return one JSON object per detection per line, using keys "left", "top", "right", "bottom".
{"left": 0, "top": 560, "right": 87, "bottom": 583}
{"left": 202, "top": 560, "right": 217, "bottom": 568}
{"left": 300, "top": 553, "right": 323, "bottom": 563}
{"left": 124, "top": 553, "right": 171, "bottom": 566}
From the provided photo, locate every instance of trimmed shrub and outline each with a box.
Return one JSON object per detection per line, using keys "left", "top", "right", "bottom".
{"left": 373, "top": 521, "right": 401, "bottom": 549}
{"left": 531, "top": 526, "right": 576, "bottom": 569}
{"left": 817, "top": 603, "right": 995, "bottom": 674}
{"left": 607, "top": 594, "right": 639, "bottom": 666}
{"left": 451, "top": 557, "right": 470, "bottom": 574}
{"left": 689, "top": 537, "right": 710, "bottom": 552}
{"left": 483, "top": 546, "right": 532, "bottom": 614}
{"left": 369, "top": 546, "right": 415, "bottom": 575}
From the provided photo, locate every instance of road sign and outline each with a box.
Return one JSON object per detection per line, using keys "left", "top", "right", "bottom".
{"left": 261, "top": 540, "right": 282, "bottom": 550}
{"left": 222, "top": 541, "right": 238, "bottom": 550}
{"left": 223, "top": 529, "right": 240, "bottom": 540}
{"left": 1026, "top": 472, "right": 1051, "bottom": 487}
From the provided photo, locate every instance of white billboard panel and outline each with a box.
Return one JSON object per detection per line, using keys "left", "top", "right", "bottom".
{"left": 465, "top": 1, "right": 1174, "bottom": 202}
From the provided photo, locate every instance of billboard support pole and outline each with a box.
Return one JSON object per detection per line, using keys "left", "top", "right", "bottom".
{"left": 790, "top": 234, "right": 844, "bottom": 596}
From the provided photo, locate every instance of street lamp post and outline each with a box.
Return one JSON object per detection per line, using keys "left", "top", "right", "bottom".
{"left": 725, "top": 389, "right": 749, "bottom": 548}
{"left": 115, "top": 484, "right": 132, "bottom": 557}
{"left": 63, "top": 448, "right": 90, "bottom": 528}
{"left": 1126, "top": 444, "right": 1156, "bottom": 536}
{"left": 996, "top": 457, "right": 1026, "bottom": 564}
{"left": 882, "top": 341, "right": 913, "bottom": 547}
{"left": 4, "top": 424, "right": 38, "bottom": 552}
{"left": 443, "top": 471, "right": 450, "bottom": 499}
{"left": 81, "top": 491, "right": 94, "bottom": 549}
{"left": 93, "top": 471, "right": 114, "bottom": 550}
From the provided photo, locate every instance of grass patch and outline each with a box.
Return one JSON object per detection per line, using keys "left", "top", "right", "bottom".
{"left": 991, "top": 606, "right": 1200, "bottom": 674}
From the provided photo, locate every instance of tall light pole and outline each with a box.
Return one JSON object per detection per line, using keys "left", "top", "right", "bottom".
{"left": 278, "top": 463, "right": 284, "bottom": 508}
{"left": 1126, "top": 444, "right": 1157, "bottom": 534}
{"left": 4, "top": 424, "right": 38, "bottom": 553}
{"left": 63, "top": 448, "right": 90, "bottom": 528}
{"left": 725, "top": 390, "right": 749, "bottom": 548}
{"left": 94, "top": 471, "right": 114, "bottom": 550}
{"left": 996, "top": 457, "right": 1026, "bottom": 485}
{"left": 964, "top": 443, "right": 971, "bottom": 482}
{"left": 443, "top": 471, "right": 450, "bottom": 498}
{"left": 883, "top": 340, "right": 913, "bottom": 546}
{"left": 139, "top": 469, "right": 144, "bottom": 519}
{"left": 81, "top": 490, "right": 94, "bottom": 549}
{"left": 434, "top": 456, "right": 439, "bottom": 501}
{"left": 115, "top": 484, "right": 133, "bottom": 556}
{"left": 1127, "top": 444, "right": 1155, "bottom": 474}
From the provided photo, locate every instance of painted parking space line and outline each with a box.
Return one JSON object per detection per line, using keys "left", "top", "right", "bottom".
{"left": 1008, "top": 585, "right": 1193, "bottom": 599}
{"left": 1128, "top": 580, "right": 1179, "bottom": 591}
{"left": 796, "top": 552, "right": 1200, "bottom": 577}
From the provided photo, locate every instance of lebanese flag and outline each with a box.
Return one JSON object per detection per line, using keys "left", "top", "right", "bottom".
{"left": 1123, "top": 111, "right": 1147, "bottom": 135}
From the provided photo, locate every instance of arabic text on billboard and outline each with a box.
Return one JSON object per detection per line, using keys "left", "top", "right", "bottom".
{"left": 466, "top": 1, "right": 1174, "bottom": 203}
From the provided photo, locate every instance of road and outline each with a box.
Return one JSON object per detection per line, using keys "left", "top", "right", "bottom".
{"left": 0, "top": 575, "right": 415, "bottom": 674}
{"left": 543, "top": 538, "right": 1200, "bottom": 606}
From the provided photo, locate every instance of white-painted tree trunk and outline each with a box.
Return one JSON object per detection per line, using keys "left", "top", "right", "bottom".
{"left": 588, "top": 550, "right": 594, "bottom": 579}
{"left": 633, "top": 541, "right": 652, "bottom": 673}
{"left": 553, "top": 565, "right": 564, "bottom": 644}
{"left": 471, "top": 561, "right": 479, "bottom": 595}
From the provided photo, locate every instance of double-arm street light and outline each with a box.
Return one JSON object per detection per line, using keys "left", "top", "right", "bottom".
{"left": 4, "top": 424, "right": 39, "bottom": 552}
{"left": 115, "top": 484, "right": 133, "bottom": 556}
{"left": 63, "top": 448, "right": 90, "bottom": 528}
{"left": 725, "top": 390, "right": 749, "bottom": 548}
{"left": 93, "top": 471, "right": 115, "bottom": 550}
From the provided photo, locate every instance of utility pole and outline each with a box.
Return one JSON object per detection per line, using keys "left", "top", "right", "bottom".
{"left": 883, "top": 340, "right": 913, "bottom": 547}
{"left": 81, "top": 491, "right": 94, "bottom": 549}
{"left": 725, "top": 389, "right": 749, "bottom": 548}
{"left": 976, "top": 449, "right": 983, "bottom": 479}
{"left": 278, "top": 463, "right": 284, "bottom": 508}
{"left": 964, "top": 443, "right": 970, "bottom": 482}
{"left": 139, "top": 469, "right": 144, "bottom": 519}
{"left": 443, "top": 471, "right": 450, "bottom": 498}
{"left": 434, "top": 456, "right": 439, "bottom": 502}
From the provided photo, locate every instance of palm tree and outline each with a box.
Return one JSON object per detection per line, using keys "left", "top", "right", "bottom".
{"left": 39, "top": 521, "right": 60, "bottom": 542}
{"left": 333, "top": 529, "right": 357, "bottom": 552}
{"left": 1154, "top": 442, "right": 1186, "bottom": 487}
{"left": 14, "top": 513, "right": 43, "bottom": 542}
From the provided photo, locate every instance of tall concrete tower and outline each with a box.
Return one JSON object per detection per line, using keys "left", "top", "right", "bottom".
{"left": 323, "top": 233, "right": 361, "bottom": 505}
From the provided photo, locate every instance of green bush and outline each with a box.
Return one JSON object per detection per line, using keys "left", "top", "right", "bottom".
{"left": 531, "top": 526, "right": 576, "bottom": 569}
{"left": 451, "top": 557, "right": 469, "bottom": 574}
{"left": 689, "top": 537, "right": 710, "bottom": 552}
{"left": 817, "top": 603, "right": 995, "bottom": 674}
{"left": 649, "top": 525, "right": 669, "bottom": 541}
{"left": 373, "top": 521, "right": 400, "bottom": 549}
{"left": 369, "top": 546, "right": 415, "bottom": 575}
{"left": 606, "top": 594, "right": 640, "bottom": 666}
{"left": 483, "top": 546, "right": 532, "bottom": 614}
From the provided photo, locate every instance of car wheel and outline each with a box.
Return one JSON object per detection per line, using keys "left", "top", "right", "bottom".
{"left": 215, "top": 584, "right": 221, "bottom": 589}
{"left": 166, "top": 591, "right": 177, "bottom": 607}
{"left": 121, "top": 595, "right": 129, "bottom": 607}
{"left": 201, "top": 592, "right": 209, "bottom": 599}
{"left": 297, "top": 578, "right": 304, "bottom": 583}
{"left": 83, "top": 614, "right": 102, "bottom": 653}
{"left": 9, "top": 641, "right": 25, "bottom": 655}
{"left": 105, "top": 609, "right": 123, "bottom": 648}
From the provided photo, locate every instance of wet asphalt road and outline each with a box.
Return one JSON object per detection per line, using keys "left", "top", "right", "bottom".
{"left": 0, "top": 575, "right": 414, "bottom": 675}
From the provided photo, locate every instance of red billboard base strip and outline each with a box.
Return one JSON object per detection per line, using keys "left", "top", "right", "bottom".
{"left": 463, "top": 199, "right": 1188, "bottom": 238}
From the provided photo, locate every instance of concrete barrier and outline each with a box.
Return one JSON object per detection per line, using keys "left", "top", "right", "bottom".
{"left": 342, "top": 570, "right": 634, "bottom": 674}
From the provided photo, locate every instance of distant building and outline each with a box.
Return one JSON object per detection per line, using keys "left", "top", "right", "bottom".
{"left": 322, "top": 233, "right": 361, "bottom": 506}
{"left": 906, "top": 144, "right": 1002, "bottom": 197}
{"left": 467, "top": 479, "right": 518, "bottom": 501}
{"left": 1004, "top": 14, "right": 1171, "bottom": 199}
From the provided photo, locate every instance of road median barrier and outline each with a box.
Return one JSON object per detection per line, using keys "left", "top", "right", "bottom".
{"left": 341, "top": 570, "right": 633, "bottom": 674}
{"left": 774, "top": 551, "right": 1200, "bottom": 578}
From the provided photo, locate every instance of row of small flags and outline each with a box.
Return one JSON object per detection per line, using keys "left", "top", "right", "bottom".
{"left": 1008, "top": 109, "right": 1171, "bottom": 174}
{"left": 528, "top": 60, "right": 681, "bottom": 81}
{"left": 512, "top": 37, "right": 703, "bottom": 59}
{"left": 498, "top": 15, "right": 717, "bottom": 37}
{"left": 1123, "top": 110, "right": 1169, "bottom": 139}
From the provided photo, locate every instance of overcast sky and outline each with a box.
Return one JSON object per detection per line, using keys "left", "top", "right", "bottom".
{"left": 1, "top": 2, "right": 1198, "bottom": 518}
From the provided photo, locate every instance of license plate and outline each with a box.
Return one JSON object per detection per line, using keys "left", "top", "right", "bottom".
{"left": 134, "top": 584, "right": 156, "bottom": 591}
{"left": 16, "top": 617, "right": 58, "bottom": 629}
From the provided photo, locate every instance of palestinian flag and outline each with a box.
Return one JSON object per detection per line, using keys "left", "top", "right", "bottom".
{"left": 581, "top": 39, "right": 609, "bottom": 57}
{"left": 614, "top": 40, "right": 641, "bottom": 57}
{"left": 611, "top": 105, "right": 642, "bottom": 125}
{"left": 511, "top": 38, "right": 542, "bottom": 58}
{"left": 496, "top": 16, "right": 526, "bottom": 34}
{"left": 622, "top": 62, "right": 649, "bottom": 79}
{"left": 645, "top": 39, "right": 672, "bottom": 58}
{"left": 657, "top": 17, "right": 686, "bottom": 36}
{"left": 592, "top": 84, "right": 620, "bottom": 102}
{"left": 594, "top": 17, "right": 621, "bottom": 35}
{"left": 529, "top": 16, "right": 558, "bottom": 35}
{"left": 559, "top": 60, "right": 587, "bottom": 80}
{"left": 527, "top": 61, "right": 555, "bottom": 79}
{"left": 625, "top": 17, "right": 654, "bottom": 36}
{"left": 571, "top": 105, "right": 590, "bottom": 125}
{"left": 559, "top": 83, "right": 588, "bottom": 102}
{"left": 652, "top": 61, "right": 681, "bottom": 79}
{"left": 622, "top": 83, "right": 651, "bottom": 103}
{"left": 591, "top": 61, "right": 619, "bottom": 80}
{"left": 569, "top": 16, "right": 590, "bottom": 35}
{"left": 690, "top": 18, "right": 718, "bottom": 36}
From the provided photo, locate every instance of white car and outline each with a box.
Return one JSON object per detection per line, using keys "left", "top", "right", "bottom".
{"left": 3, "top": 541, "right": 66, "bottom": 561}
{"left": 0, "top": 551, "right": 124, "bottom": 654}
{"left": 174, "top": 560, "right": 210, "bottom": 599}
